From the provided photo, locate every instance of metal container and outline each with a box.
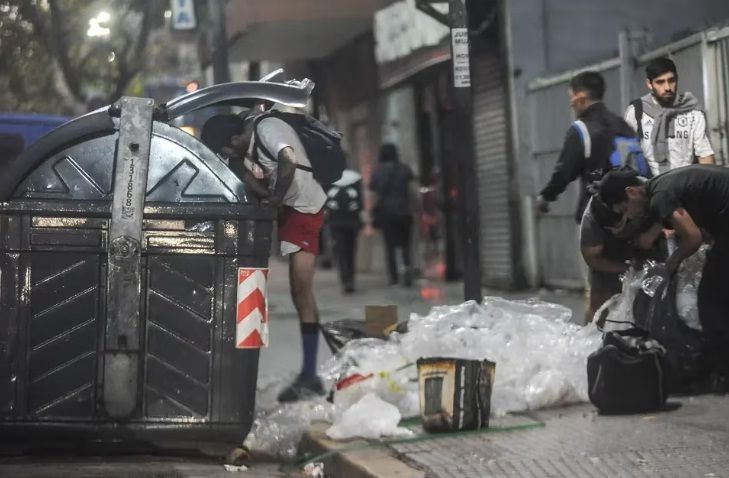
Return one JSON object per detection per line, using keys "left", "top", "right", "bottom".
{"left": 0, "top": 79, "right": 312, "bottom": 450}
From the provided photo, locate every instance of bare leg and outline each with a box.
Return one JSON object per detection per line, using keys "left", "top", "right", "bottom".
{"left": 289, "top": 250, "right": 319, "bottom": 324}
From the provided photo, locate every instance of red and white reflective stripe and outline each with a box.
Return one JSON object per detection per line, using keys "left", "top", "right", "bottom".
{"left": 236, "top": 268, "right": 269, "bottom": 349}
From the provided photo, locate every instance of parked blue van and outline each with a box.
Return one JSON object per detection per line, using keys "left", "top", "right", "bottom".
{"left": 0, "top": 113, "right": 70, "bottom": 151}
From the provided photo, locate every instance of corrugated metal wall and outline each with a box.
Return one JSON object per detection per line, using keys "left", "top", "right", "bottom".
{"left": 471, "top": 46, "right": 514, "bottom": 288}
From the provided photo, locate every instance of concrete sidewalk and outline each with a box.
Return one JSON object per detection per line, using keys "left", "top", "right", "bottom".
{"left": 264, "top": 262, "right": 729, "bottom": 478}
{"left": 301, "top": 396, "right": 729, "bottom": 478}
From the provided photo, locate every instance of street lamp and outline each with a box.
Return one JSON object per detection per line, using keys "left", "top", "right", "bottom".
{"left": 87, "top": 11, "right": 111, "bottom": 38}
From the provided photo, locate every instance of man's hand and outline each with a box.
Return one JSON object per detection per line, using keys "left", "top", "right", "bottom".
{"left": 261, "top": 197, "right": 281, "bottom": 208}
{"left": 536, "top": 195, "right": 551, "bottom": 214}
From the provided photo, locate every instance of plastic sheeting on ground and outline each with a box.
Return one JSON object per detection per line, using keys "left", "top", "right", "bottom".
{"left": 326, "top": 393, "right": 413, "bottom": 440}
{"left": 243, "top": 374, "right": 334, "bottom": 460}
{"left": 598, "top": 247, "right": 706, "bottom": 331}
{"left": 248, "top": 296, "right": 604, "bottom": 454}
{"left": 322, "top": 298, "right": 602, "bottom": 417}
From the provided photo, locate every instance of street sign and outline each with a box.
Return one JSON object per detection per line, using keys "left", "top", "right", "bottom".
{"left": 451, "top": 27, "right": 471, "bottom": 87}
{"left": 171, "top": 0, "right": 197, "bottom": 30}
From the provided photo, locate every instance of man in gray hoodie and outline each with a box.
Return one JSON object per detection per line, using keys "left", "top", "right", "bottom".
{"left": 624, "top": 57, "right": 715, "bottom": 176}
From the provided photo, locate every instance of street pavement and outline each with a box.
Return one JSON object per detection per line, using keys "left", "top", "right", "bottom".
{"left": 0, "top": 456, "right": 289, "bottom": 478}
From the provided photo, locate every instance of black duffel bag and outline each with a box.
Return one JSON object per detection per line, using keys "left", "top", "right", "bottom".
{"left": 587, "top": 326, "right": 668, "bottom": 414}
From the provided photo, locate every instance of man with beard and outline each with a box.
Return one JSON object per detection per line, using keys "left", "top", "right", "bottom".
{"left": 624, "top": 57, "right": 715, "bottom": 176}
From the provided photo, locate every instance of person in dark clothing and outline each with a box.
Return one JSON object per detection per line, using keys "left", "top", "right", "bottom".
{"left": 370, "top": 143, "right": 415, "bottom": 286}
{"left": 598, "top": 165, "right": 729, "bottom": 392}
{"left": 326, "top": 169, "right": 364, "bottom": 293}
{"left": 537, "top": 71, "right": 639, "bottom": 222}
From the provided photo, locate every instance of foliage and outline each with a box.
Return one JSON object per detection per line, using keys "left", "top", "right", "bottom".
{"left": 0, "top": 0, "right": 166, "bottom": 114}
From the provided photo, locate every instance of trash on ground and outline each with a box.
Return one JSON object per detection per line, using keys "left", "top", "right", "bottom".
{"left": 301, "top": 462, "right": 325, "bottom": 478}
{"left": 320, "top": 319, "right": 368, "bottom": 354}
{"left": 322, "top": 297, "right": 601, "bottom": 417}
{"left": 599, "top": 249, "right": 705, "bottom": 331}
{"left": 252, "top": 296, "right": 604, "bottom": 453}
{"left": 417, "top": 357, "right": 495, "bottom": 431}
{"left": 223, "top": 464, "right": 249, "bottom": 472}
{"left": 244, "top": 374, "right": 334, "bottom": 460}
{"left": 326, "top": 393, "right": 413, "bottom": 440}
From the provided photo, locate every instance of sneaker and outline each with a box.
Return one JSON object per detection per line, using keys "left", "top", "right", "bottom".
{"left": 277, "top": 374, "right": 326, "bottom": 403}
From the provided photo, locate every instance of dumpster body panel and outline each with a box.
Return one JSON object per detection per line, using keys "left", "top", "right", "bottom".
{"left": 0, "top": 85, "right": 295, "bottom": 450}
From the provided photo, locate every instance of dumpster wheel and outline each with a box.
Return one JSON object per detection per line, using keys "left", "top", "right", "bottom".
{"left": 225, "top": 445, "right": 251, "bottom": 466}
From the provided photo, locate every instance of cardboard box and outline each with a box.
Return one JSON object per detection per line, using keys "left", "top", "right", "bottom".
{"left": 365, "top": 305, "right": 398, "bottom": 338}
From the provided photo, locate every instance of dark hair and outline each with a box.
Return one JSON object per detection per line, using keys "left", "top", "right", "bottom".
{"left": 379, "top": 143, "right": 399, "bottom": 163}
{"left": 598, "top": 170, "right": 642, "bottom": 207}
{"left": 590, "top": 195, "right": 622, "bottom": 227}
{"left": 200, "top": 114, "right": 246, "bottom": 155}
{"left": 569, "top": 71, "right": 605, "bottom": 101}
{"left": 645, "top": 57, "right": 677, "bottom": 81}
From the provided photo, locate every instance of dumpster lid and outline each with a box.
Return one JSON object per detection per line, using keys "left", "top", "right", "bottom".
{"left": 158, "top": 79, "right": 314, "bottom": 122}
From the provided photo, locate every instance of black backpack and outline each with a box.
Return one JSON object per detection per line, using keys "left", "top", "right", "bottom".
{"left": 574, "top": 119, "right": 652, "bottom": 180}
{"left": 253, "top": 111, "right": 346, "bottom": 187}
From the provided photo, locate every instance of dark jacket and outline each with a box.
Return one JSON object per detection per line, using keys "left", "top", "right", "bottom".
{"left": 540, "top": 102, "right": 637, "bottom": 223}
{"left": 369, "top": 161, "right": 414, "bottom": 218}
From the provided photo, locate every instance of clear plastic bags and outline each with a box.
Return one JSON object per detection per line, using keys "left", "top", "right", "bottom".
{"left": 326, "top": 393, "right": 413, "bottom": 440}
{"left": 324, "top": 297, "right": 601, "bottom": 417}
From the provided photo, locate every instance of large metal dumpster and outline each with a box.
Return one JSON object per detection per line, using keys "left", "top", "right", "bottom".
{"left": 0, "top": 80, "right": 312, "bottom": 450}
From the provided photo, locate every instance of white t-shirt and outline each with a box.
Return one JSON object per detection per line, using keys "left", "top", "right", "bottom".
{"left": 252, "top": 116, "right": 326, "bottom": 214}
{"left": 624, "top": 99, "right": 714, "bottom": 176}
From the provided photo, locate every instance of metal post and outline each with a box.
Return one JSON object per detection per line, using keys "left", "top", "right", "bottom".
{"left": 208, "top": 0, "right": 231, "bottom": 84}
{"left": 449, "top": 0, "right": 483, "bottom": 301}
{"left": 104, "top": 96, "right": 154, "bottom": 417}
{"left": 619, "top": 30, "right": 633, "bottom": 112}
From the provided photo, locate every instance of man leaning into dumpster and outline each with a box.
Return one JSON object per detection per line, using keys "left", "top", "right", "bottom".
{"left": 597, "top": 165, "right": 729, "bottom": 393}
{"left": 202, "top": 110, "right": 327, "bottom": 402}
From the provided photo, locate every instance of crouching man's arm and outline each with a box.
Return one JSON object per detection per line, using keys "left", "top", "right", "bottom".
{"left": 581, "top": 244, "right": 629, "bottom": 274}
{"left": 665, "top": 208, "right": 703, "bottom": 276}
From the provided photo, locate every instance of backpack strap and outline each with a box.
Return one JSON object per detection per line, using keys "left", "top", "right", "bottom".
{"left": 572, "top": 120, "right": 591, "bottom": 159}
{"left": 252, "top": 112, "right": 314, "bottom": 173}
{"left": 631, "top": 99, "right": 644, "bottom": 140}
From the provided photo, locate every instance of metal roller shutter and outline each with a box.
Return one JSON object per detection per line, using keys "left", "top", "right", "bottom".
{"left": 471, "top": 46, "right": 514, "bottom": 288}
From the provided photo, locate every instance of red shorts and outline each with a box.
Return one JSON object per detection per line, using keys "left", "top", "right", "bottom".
{"left": 278, "top": 206, "right": 325, "bottom": 255}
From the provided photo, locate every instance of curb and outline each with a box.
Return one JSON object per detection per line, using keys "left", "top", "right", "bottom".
{"left": 297, "top": 422, "right": 425, "bottom": 478}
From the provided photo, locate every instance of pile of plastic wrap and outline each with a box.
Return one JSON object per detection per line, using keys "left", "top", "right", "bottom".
{"left": 321, "top": 298, "right": 602, "bottom": 419}
{"left": 598, "top": 246, "right": 706, "bottom": 331}
{"left": 246, "top": 296, "right": 605, "bottom": 457}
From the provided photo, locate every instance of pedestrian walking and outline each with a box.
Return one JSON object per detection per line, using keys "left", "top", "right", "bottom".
{"left": 536, "top": 71, "right": 642, "bottom": 319}
{"left": 598, "top": 165, "right": 729, "bottom": 392}
{"left": 537, "top": 71, "right": 638, "bottom": 220}
{"left": 624, "top": 57, "right": 715, "bottom": 175}
{"left": 202, "top": 110, "right": 327, "bottom": 402}
{"left": 370, "top": 143, "right": 415, "bottom": 286}
{"left": 325, "top": 169, "right": 363, "bottom": 294}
